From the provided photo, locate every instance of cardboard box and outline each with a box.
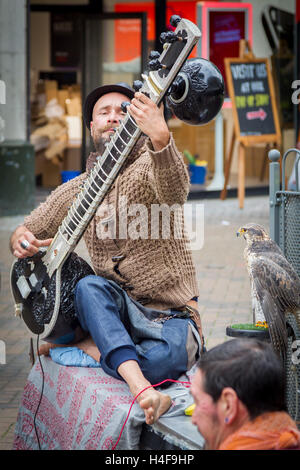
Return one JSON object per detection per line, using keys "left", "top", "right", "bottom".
{"left": 43, "top": 160, "right": 63, "bottom": 187}
{"left": 66, "top": 115, "right": 82, "bottom": 140}
{"left": 45, "top": 80, "right": 57, "bottom": 91}
{"left": 66, "top": 96, "right": 81, "bottom": 116}
{"left": 63, "top": 146, "right": 82, "bottom": 171}
{"left": 45, "top": 80, "right": 58, "bottom": 103}
{"left": 57, "top": 89, "right": 69, "bottom": 113}
{"left": 35, "top": 150, "right": 63, "bottom": 187}
{"left": 35, "top": 143, "right": 82, "bottom": 187}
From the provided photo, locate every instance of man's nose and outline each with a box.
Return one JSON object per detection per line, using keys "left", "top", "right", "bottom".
{"left": 107, "top": 110, "right": 119, "bottom": 123}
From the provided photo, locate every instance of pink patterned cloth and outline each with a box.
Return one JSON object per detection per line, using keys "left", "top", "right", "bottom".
{"left": 13, "top": 357, "right": 145, "bottom": 450}
{"left": 13, "top": 357, "right": 194, "bottom": 450}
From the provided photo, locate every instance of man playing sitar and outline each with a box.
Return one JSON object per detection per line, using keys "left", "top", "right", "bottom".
{"left": 10, "top": 82, "right": 203, "bottom": 424}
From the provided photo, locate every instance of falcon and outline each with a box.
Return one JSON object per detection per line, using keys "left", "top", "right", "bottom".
{"left": 237, "top": 222, "right": 300, "bottom": 358}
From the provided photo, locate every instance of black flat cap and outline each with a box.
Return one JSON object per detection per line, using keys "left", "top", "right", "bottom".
{"left": 83, "top": 82, "right": 134, "bottom": 130}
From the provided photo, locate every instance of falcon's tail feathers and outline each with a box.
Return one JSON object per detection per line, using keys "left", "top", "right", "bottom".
{"left": 268, "top": 317, "right": 288, "bottom": 361}
{"left": 295, "top": 308, "right": 300, "bottom": 332}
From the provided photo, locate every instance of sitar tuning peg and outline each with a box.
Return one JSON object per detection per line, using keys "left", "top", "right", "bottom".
{"left": 149, "top": 50, "right": 160, "bottom": 60}
{"left": 170, "top": 15, "right": 181, "bottom": 27}
{"left": 121, "top": 101, "right": 130, "bottom": 113}
{"left": 132, "top": 80, "right": 143, "bottom": 92}
{"left": 160, "top": 31, "right": 180, "bottom": 45}
{"left": 159, "top": 32, "right": 168, "bottom": 44}
{"left": 148, "top": 59, "right": 165, "bottom": 71}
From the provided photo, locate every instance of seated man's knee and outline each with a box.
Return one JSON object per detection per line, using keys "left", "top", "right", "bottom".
{"left": 75, "top": 275, "right": 108, "bottom": 297}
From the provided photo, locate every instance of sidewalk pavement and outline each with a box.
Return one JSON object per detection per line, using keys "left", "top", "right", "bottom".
{"left": 0, "top": 190, "right": 270, "bottom": 450}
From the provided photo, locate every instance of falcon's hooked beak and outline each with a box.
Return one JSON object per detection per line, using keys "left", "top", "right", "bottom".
{"left": 237, "top": 228, "right": 246, "bottom": 239}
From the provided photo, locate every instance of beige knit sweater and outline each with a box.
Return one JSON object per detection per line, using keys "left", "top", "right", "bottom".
{"left": 24, "top": 134, "right": 199, "bottom": 310}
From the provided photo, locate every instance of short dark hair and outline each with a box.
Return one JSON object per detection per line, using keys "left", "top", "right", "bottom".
{"left": 197, "top": 339, "right": 286, "bottom": 419}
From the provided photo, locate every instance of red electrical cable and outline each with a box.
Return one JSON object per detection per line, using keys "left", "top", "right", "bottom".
{"left": 111, "top": 378, "right": 191, "bottom": 450}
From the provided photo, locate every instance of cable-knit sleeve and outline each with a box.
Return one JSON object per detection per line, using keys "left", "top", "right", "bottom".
{"left": 23, "top": 173, "right": 86, "bottom": 239}
{"left": 145, "top": 133, "right": 190, "bottom": 205}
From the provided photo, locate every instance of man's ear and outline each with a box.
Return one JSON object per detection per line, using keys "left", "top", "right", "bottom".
{"left": 218, "top": 387, "right": 239, "bottom": 425}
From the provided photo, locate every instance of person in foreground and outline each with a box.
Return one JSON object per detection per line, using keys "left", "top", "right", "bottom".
{"left": 10, "top": 83, "right": 203, "bottom": 426}
{"left": 190, "top": 338, "right": 300, "bottom": 450}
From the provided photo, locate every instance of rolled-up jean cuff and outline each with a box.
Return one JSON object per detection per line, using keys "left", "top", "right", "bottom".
{"left": 107, "top": 345, "right": 139, "bottom": 372}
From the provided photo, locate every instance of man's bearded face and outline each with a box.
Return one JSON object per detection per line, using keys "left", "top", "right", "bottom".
{"left": 91, "top": 126, "right": 113, "bottom": 155}
{"left": 90, "top": 92, "right": 128, "bottom": 154}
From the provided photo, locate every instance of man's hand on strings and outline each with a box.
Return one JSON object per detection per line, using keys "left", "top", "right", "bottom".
{"left": 128, "top": 92, "right": 170, "bottom": 151}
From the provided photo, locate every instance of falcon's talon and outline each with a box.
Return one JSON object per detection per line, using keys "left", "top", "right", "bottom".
{"left": 255, "top": 321, "right": 269, "bottom": 329}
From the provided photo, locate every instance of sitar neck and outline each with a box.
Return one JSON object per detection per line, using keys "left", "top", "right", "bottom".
{"left": 43, "top": 114, "right": 141, "bottom": 277}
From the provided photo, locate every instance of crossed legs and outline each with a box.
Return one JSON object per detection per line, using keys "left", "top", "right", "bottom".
{"left": 39, "top": 338, "right": 171, "bottom": 424}
{"left": 39, "top": 273, "right": 173, "bottom": 425}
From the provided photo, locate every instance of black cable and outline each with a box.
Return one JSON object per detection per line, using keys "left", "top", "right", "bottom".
{"left": 33, "top": 335, "right": 44, "bottom": 450}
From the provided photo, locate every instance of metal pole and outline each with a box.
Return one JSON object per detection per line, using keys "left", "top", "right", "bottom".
{"left": 207, "top": 113, "right": 224, "bottom": 191}
{"left": 141, "top": 12, "right": 147, "bottom": 74}
{"left": 155, "top": 0, "right": 166, "bottom": 54}
{"left": 268, "top": 148, "right": 281, "bottom": 243}
{"left": 26, "top": 0, "right": 31, "bottom": 143}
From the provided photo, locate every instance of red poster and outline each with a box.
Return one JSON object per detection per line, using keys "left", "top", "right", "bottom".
{"left": 209, "top": 10, "right": 246, "bottom": 88}
{"left": 114, "top": 1, "right": 208, "bottom": 62}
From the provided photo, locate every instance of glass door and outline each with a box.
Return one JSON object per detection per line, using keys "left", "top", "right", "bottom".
{"left": 81, "top": 13, "right": 147, "bottom": 165}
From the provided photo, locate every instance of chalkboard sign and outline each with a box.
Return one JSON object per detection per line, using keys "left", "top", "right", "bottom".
{"left": 224, "top": 58, "right": 281, "bottom": 143}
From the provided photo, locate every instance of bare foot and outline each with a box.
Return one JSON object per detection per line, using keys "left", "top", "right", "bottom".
{"left": 76, "top": 337, "right": 101, "bottom": 362}
{"left": 138, "top": 388, "right": 171, "bottom": 425}
{"left": 117, "top": 360, "right": 172, "bottom": 425}
{"left": 38, "top": 342, "right": 62, "bottom": 356}
{"left": 38, "top": 336, "right": 101, "bottom": 363}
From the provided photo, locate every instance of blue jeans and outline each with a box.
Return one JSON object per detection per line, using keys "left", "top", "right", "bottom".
{"left": 74, "top": 275, "right": 201, "bottom": 384}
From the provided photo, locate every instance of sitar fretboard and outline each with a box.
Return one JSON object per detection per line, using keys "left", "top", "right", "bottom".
{"left": 59, "top": 114, "right": 140, "bottom": 245}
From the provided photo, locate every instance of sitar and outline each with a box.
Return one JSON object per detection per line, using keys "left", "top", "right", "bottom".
{"left": 10, "top": 16, "right": 202, "bottom": 343}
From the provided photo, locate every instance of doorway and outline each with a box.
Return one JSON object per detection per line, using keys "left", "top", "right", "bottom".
{"left": 29, "top": 6, "right": 147, "bottom": 187}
